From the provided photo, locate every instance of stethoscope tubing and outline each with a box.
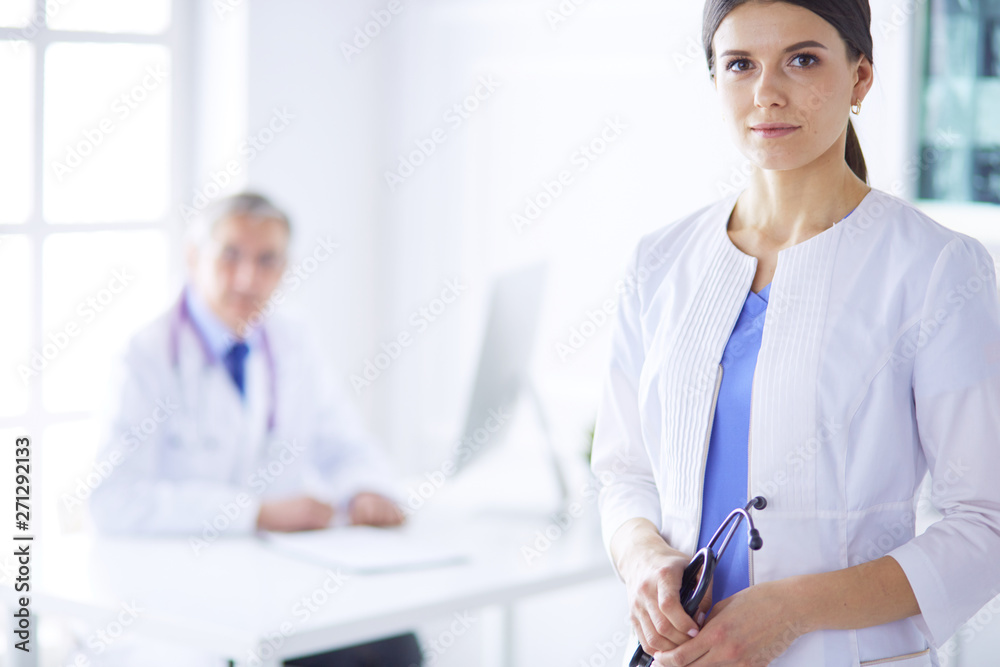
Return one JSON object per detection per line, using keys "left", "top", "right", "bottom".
{"left": 168, "top": 292, "right": 277, "bottom": 433}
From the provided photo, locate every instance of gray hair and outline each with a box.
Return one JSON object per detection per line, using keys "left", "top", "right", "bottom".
{"left": 186, "top": 192, "right": 292, "bottom": 246}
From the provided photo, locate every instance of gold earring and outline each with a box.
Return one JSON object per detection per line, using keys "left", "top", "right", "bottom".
{"left": 851, "top": 99, "right": 863, "bottom": 115}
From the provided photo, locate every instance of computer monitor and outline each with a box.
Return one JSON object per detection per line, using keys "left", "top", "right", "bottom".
{"left": 450, "top": 262, "right": 551, "bottom": 473}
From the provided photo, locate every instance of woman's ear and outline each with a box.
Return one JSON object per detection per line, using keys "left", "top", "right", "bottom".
{"left": 852, "top": 55, "right": 874, "bottom": 105}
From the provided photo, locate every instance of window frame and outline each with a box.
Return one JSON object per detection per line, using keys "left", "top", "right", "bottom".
{"left": 0, "top": 0, "right": 192, "bottom": 524}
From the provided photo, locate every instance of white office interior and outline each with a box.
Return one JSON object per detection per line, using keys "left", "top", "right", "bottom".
{"left": 1, "top": 0, "right": 999, "bottom": 665}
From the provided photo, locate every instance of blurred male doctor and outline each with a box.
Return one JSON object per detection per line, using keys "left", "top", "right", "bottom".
{"left": 90, "top": 192, "right": 422, "bottom": 666}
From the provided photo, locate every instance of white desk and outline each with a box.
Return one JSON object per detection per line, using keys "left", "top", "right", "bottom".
{"left": 3, "top": 511, "right": 615, "bottom": 666}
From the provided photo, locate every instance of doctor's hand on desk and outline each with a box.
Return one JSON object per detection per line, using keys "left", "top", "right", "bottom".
{"left": 255, "top": 494, "right": 404, "bottom": 531}
{"left": 256, "top": 496, "right": 336, "bottom": 532}
{"left": 612, "top": 519, "right": 711, "bottom": 656}
{"left": 348, "top": 492, "right": 405, "bottom": 527}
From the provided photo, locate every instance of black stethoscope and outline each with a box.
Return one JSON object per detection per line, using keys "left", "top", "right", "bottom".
{"left": 629, "top": 496, "right": 767, "bottom": 667}
{"left": 168, "top": 292, "right": 278, "bottom": 433}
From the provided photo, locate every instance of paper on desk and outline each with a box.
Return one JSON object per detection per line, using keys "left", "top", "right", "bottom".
{"left": 261, "top": 526, "right": 469, "bottom": 573}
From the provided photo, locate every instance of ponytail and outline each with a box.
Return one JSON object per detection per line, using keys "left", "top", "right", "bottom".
{"left": 845, "top": 119, "right": 868, "bottom": 184}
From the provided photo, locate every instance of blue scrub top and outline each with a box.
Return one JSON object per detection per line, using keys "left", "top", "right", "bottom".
{"left": 696, "top": 282, "right": 770, "bottom": 606}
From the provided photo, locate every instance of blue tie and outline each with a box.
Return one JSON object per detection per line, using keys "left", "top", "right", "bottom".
{"left": 223, "top": 342, "right": 249, "bottom": 396}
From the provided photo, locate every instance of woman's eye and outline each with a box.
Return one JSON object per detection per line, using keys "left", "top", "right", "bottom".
{"left": 791, "top": 54, "right": 818, "bottom": 67}
{"left": 726, "top": 58, "right": 752, "bottom": 72}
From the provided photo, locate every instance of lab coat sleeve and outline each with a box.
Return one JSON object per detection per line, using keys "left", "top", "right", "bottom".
{"left": 306, "top": 348, "right": 402, "bottom": 507}
{"left": 89, "top": 339, "right": 261, "bottom": 535}
{"left": 887, "top": 236, "right": 1000, "bottom": 647}
{"left": 591, "top": 241, "right": 663, "bottom": 564}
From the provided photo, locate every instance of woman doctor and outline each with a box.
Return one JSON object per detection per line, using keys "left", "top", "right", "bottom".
{"left": 591, "top": 1, "right": 1000, "bottom": 666}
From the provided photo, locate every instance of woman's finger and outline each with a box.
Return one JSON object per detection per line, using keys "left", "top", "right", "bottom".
{"left": 655, "top": 579, "right": 701, "bottom": 644}
{"left": 635, "top": 605, "right": 680, "bottom": 655}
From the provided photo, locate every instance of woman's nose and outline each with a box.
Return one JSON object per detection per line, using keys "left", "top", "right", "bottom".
{"left": 754, "top": 68, "right": 788, "bottom": 109}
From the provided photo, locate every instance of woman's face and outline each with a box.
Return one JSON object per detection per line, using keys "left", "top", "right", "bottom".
{"left": 712, "top": 1, "right": 871, "bottom": 172}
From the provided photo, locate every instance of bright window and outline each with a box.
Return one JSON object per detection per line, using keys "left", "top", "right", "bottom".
{"left": 0, "top": 3, "right": 183, "bottom": 539}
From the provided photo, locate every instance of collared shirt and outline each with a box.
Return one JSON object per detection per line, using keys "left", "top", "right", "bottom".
{"left": 184, "top": 287, "right": 260, "bottom": 361}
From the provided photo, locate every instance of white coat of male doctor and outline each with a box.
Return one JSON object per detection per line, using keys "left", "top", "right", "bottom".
{"left": 89, "top": 192, "right": 422, "bottom": 666}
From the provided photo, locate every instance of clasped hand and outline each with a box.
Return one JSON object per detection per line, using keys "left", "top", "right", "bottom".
{"left": 626, "top": 552, "right": 802, "bottom": 666}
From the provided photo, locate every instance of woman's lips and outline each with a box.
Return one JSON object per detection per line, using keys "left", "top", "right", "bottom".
{"left": 751, "top": 125, "right": 800, "bottom": 139}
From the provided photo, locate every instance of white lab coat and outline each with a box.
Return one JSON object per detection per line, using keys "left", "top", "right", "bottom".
{"left": 591, "top": 189, "right": 1000, "bottom": 666}
{"left": 89, "top": 298, "right": 400, "bottom": 536}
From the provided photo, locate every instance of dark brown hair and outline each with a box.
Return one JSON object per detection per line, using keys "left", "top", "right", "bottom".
{"left": 702, "top": 0, "right": 873, "bottom": 183}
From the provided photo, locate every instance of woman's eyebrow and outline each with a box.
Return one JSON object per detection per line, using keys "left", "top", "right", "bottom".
{"left": 719, "top": 40, "right": 829, "bottom": 58}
